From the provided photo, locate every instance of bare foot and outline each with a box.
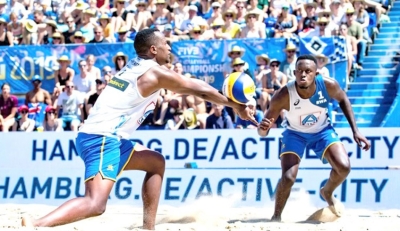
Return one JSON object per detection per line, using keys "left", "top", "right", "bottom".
{"left": 21, "top": 216, "right": 35, "bottom": 227}
{"left": 270, "top": 215, "right": 281, "bottom": 222}
{"left": 320, "top": 187, "right": 344, "bottom": 217}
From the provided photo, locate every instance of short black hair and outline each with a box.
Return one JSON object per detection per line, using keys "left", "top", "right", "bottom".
{"left": 1, "top": 83, "right": 10, "bottom": 90}
{"left": 296, "top": 54, "right": 318, "bottom": 67}
{"left": 134, "top": 28, "right": 161, "bottom": 55}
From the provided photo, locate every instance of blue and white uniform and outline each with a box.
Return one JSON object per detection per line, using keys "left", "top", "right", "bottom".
{"left": 280, "top": 75, "right": 340, "bottom": 164}
{"left": 77, "top": 57, "right": 161, "bottom": 182}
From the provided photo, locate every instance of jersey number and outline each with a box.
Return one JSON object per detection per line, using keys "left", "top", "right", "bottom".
{"left": 318, "top": 91, "right": 324, "bottom": 99}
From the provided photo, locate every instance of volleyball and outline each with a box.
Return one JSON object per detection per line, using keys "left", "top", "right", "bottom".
{"left": 222, "top": 72, "right": 256, "bottom": 104}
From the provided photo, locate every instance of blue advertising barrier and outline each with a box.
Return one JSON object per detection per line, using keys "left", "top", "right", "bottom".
{"left": 0, "top": 37, "right": 348, "bottom": 94}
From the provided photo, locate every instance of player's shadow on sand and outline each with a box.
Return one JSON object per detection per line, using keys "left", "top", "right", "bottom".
{"left": 228, "top": 218, "right": 271, "bottom": 223}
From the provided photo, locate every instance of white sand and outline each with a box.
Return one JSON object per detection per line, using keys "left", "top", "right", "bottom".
{"left": 1, "top": 194, "right": 400, "bottom": 231}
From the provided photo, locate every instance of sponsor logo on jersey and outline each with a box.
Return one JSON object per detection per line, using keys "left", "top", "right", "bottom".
{"left": 300, "top": 112, "right": 321, "bottom": 127}
{"left": 108, "top": 77, "right": 129, "bottom": 92}
{"left": 294, "top": 99, "right": 300, "bottom": 106}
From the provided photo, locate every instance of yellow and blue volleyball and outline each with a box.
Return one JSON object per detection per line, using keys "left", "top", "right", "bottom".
{"left": 222, "top": 72, "right": 256, "bottom": 104}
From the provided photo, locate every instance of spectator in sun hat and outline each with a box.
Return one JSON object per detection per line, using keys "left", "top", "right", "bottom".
{"left": 12, "top": 105, "right": 35, "bottom": 132}
{"left": 21, "top": 19, "right": 38, "bottom": 45}
{"left": 54, "top": 55, "right": 75, "bottom": 93}
{"left": 298, "top": 0, "right": 318, "bottom": 32}
{"left": 300, "top": 16, "right": 331, "bottom": 37}
{"left": 116, "top": 25, "right": 133, "bottom": 43}
{"left": 163, "top": 23, "right": 179, "bottom": 43}
{"left": 254, "top": 54, "right": 270, "bottom": 93}
{"left": 280, "top": 43, "right": 297, "bottom": 82}
{"left": 113, "top": 51, "right": 128, "bottom": 73}
{"left": 316, "top": 54, "right": 330, "bottom": 78}
{"left": 223, "top": 45, "right": 247, "bottom": 77}
{"left": 183, "top": 108, "right": 200, "bottom": 130}
{"left": 177, "top": 5, "right": 206, "bottom": 36}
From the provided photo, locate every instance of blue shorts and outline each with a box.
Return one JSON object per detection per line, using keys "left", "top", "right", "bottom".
{"left": 61, "top": 115, "right": 81, "bottom": 127}
{"left": 280, "top": 125, "right": 341, "bottom": 164}
{"left": 76, "top": 132, "right": 136, "bottom": 182}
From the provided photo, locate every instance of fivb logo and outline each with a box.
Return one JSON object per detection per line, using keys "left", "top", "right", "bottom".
{"left": 177, "top": 46, "right": 201, "bottom": 58}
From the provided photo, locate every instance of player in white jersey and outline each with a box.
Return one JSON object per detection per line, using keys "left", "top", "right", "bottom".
{"left": 22, "top": 28, "right": 257, "bottom": 230}
{"left": 258, "top": 55, "right": 371, "bottom": 221}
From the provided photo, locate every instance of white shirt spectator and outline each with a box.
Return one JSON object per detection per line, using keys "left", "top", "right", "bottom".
{"left": 180, "top": 16, "right": 206, "bottom": 32}
{"left": 58, "top": 90, "right": 84, "bottom": 116}
{"left": 9, "top": 2, "right": 28, "bottom": 19}
{"left": 73, "top": 74, "right": 96, "bottom": 94}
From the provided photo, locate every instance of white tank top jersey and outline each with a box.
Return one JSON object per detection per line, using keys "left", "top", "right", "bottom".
{"left": 282, "top": 75, "right": 331, "bottom": 133}
{"left": 79, "top": 57, "right": 161, "bottom": 139}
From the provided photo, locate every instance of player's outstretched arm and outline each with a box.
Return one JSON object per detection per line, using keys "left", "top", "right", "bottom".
{"left": 325, "top": 78, "right": 371, "bottom": 151}
{"left": 258, "top": 87, "right": 288, "bottom": 137}
{"left": 146, "top": 66, "right": 258, "bottom": 124}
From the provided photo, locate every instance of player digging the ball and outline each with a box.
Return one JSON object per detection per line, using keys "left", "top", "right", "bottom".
{"left": 258, "top": 54, "right": 371, "bottom": 221}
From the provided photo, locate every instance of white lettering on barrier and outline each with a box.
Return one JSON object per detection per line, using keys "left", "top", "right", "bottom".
{"left": 0, "top": 170, "right": 399, "bottom": 209}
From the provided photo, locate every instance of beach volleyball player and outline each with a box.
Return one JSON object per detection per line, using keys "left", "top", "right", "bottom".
{"left": 258, "top": 55, "right": 371, "bottom": 221}
{"left": 22, "top": 28, "right": 257, "bottom": 230}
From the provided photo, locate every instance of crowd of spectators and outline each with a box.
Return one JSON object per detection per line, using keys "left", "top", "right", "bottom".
{"left": 0, "top": 0, "right": 389, "bottom": 132}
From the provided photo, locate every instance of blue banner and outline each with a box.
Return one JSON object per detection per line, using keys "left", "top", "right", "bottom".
{"left": 0, "top": 38, "right": 348, "bottom": 94}
{"left": 0, "top": 43, "right": 135, "bottom": 94}
{"left": 171, "top": 38, "right": 287, "bottom": 91}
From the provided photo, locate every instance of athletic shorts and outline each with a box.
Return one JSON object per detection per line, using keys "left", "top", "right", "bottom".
{"left": 76, "top": 132, "right": 136, "bottom": 182}
{"left": 280, "top": 125, "right": 341, "bottom": 164}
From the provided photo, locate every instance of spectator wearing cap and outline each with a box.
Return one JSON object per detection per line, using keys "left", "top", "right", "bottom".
{"left": 175, "top": 5, "right": 205, "bottom": 38}
{"left": 345, "top": 7, "right": 366, "bottom": 69}
{"left": 21, "top": 19, "right": 38, "bottom": 45}
{"left": 86, "top": 79, "right": 105, "bottom": 115}
{"left": 298, "top": 0, "right": 317, "bottom": 32}
{"left": 150, "top": 0, "right": 172, "bottom": 32}
{"left": 89, "top": 25, "right": 113, "bottom": 43}
{"left": 112, "top": 0, "right": 135, "bottom": 32}
{"left": 7, "top": 12, "right": 22, "bottom": 45}
{"left": 247, "top": 0, "right": 266, "bottom": 22}
{"left": 25, "top": 75, "right": 52, "bottom": 106}
{"left": 317, "top": 10, "right": 338, "bottom": 34}
{"left": 206, "top": 103, "right": 234, "bottom": 129}
{"left": 221, "top": 9, "right": 240, "bottom": 39}
{"left": 240, "top": 10, "right": 266, "bottom": 38}
{"left": 273, "top": 3, "right": 297, "bottom": 38}
{"left": 260, "top": 59, "right": 287, "bottom": 112}
{"left": 0, "top": 83, "right": 18, "bottom": 132}
{"left": 54, "top": 55, "right": 75, "bottom": 94}
{"left": 0, "top": 18, "right": 13, "bottom": 46}
{"left": 234, "top": 0, "right": 247, "bottom": 28}
{"left": 42, "top": 106, "right": 63, "bottom": 132}
{"left": 134, "top": 0, "right": 152, "bottom": 32}
{"left": 207, "top": 2, "right": 223, "bottom": 25}
{"left": 101, "top": 65, "right": 113, "bottom": 84}
{"left": 236, "top": 98, "right": 263, "bottom": 129}
{"left": 330, "top": 0, "right": 345, "bottom": 26}
{"left": 12, "top": 105, "right": 35, "bottom": 132}
{"left": 116, "top": 26, "right": 133, "bottom": 43}
{"left": 113, "top": 52, "right": 128, "bottom": 73}
{"left": 69, "top": 0, "right": 88, "bottom": 26}
{"left": 62, "top": 16, "right": 76, "bottom": 44}
{"left": 316, "top": 54, "right": 330, "bottom": 78}
{"left": 163, "top": 24, "right": 179, "bottom": 43}
{"left": 280, "top": 43, "right": 297, "bottom": 82}
{"left": 57, "top": 80, "right": 84, "bottom": 131}
{"left": 164, "top": 108, "right": 185, "bottom": 130}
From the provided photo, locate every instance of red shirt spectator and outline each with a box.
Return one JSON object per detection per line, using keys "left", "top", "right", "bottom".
{"left": 0, "top": 83, "right": 18, "bottom": 132}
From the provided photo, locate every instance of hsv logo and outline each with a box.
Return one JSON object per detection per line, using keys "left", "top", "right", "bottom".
{"left": 137, "top": 101, "right": 156, "bottom": 124}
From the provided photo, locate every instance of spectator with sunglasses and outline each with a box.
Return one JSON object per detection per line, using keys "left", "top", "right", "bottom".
{"left": 207, "top": 2, "right": 223, "bottom": 25}
{"left": 234, "top": 0, "right": 247, "bottom": 28}
{"left": 221, "top": 9, "right": 241, "bottom": 39}
{"left": 176, "top": 5, "right": 206, "bottom": 38}
{"left": 42, "top": 106, "right": 63, "bottom": 132}
{"left": 57, "top": 80, "right": 84, "bottom": 131}
{"left": 86, "top": 79, "right": 106, "bottom": 115}
{"left": 300, "top": 16, "right": 331, "bottom": 37}
{"left": 73, "top": 60, "right": 96, "bottom": 99}
{"left": 280, "top": 43, "right": 297, "bottom": 82}
{"left": 62, "top": 16, "right": 76, "bottom": 44}
{"left": 89, "top": 26, "right": 112, "bottom": 43}
{"left": 12, "top": 105, "right": 35, "bottom": 132}
{"left": 101, "top": 66, "right": 113, "bottom": 83}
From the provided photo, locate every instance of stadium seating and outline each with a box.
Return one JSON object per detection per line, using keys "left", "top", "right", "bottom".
{"left": 335, "top": 0, "right": 400, "bottom": 127}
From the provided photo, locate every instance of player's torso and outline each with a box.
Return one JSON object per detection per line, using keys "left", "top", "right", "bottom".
{"left": 79, "top": 57, "right": 161, "bottom": 138}
{"left": 282, "top": 76, "right": 331, "bottom": 133}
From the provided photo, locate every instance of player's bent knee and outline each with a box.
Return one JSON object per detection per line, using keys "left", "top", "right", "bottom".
{"left": 89, "top": 202, "right": 107, "bottom": 216}
{"left": 336, "top": 160, "right": 351, "bottom": 177}
{"left": 281, "top": 171, "right": 297, "bottom": 186}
